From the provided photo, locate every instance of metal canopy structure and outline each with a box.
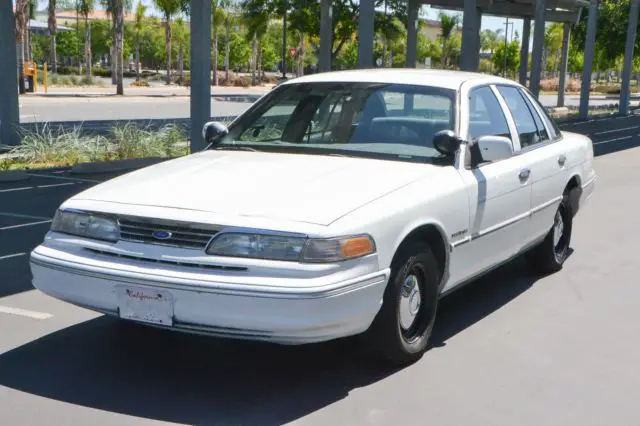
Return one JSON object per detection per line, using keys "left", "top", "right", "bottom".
{"left": 2, "top": 0, "right": 640, "bottom": 150}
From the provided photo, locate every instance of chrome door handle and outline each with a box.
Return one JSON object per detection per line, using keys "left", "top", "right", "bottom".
{"left": 519, "top": 168, "right": 531, "bottom": 181}
{"left": 558, "top": 154, "right": 566, "bottom": 167}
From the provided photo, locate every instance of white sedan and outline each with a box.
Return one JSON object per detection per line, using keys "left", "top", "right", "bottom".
{"left": 30, "top": 69, "right": 596, "bottom": 365}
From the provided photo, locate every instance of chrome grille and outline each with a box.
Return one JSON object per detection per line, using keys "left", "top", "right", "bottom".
{"left": 118, "top": 217, "right": 219, "bottom": 250}
{"left": 85, "top": 248, "right": 247, "bottom": 271}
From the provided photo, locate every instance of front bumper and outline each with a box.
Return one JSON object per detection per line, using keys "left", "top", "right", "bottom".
{"left": 30, "top": 246, "right": 390, "bottom": 345}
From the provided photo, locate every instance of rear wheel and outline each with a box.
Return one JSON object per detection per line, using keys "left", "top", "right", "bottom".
{"left": 526, "top": 193, "right": 572, "bottom": 274}
{"left": 364, "top": 241, "right": 440, "bottom": 366}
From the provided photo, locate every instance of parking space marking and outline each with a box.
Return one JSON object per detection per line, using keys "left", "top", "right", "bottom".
{"left": 25, "top": 173, "right": 101, "bottom": 183}
{"left": 594, "top": 125, "right": 640, "bottom": 136}
{"left": 0, "top": 220, "right": 52, "bottom": 231}
{"left": 0, "top": 212, "right": 52, "bottom": 221}
{"left": 0, "top": 253, "right": 26, "bottom": 261}
{"left": 0, "top": 182, "right": 78, "bottom": 193}
{"left": 0, "top": 305, "right": 53, "bottom": 320}
{"left": 594, "top": 136, "right": 633, "bottom": 145}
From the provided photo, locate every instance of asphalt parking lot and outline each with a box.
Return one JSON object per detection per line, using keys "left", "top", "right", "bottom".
{"left": 1, "top": 114, "right": 640, "bottom": 426}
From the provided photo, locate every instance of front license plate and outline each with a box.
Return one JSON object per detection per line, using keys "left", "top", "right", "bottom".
{"left": 116, "top": 286, "right": 174, "bottom": 326}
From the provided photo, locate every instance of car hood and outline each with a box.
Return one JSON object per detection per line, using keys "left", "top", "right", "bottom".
{"left": 72, "top": 150, "right": 440, "bottom": 226}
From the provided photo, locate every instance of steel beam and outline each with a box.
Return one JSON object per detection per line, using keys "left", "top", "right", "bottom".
{"left": 319, "top": 0, "right": 332, "bottom": 72}
{"left": 519, "top": 18, "right": 531, "bottom": 85}
{"left": 620, "top": 0, "right": 640, "bottom": 116}
{"left": 558, "top": 22, "right": 571, "bottom": 107}
{"left": 0, "top": 1, "right": 20, "bottom": 146}
{"left": 460, "top": 0, "right": 478, "bottom": 71}
{"left": 529, "top": 0, "right": 547, "bottom": 97}
{"left": 357, "top": 0, "right": 375, "bottom": 69}
{"left": 189, "top": 0, "right": 212, "bottom": 152}
{"left": 579, "top": 0, "right": 599, "bottom": 120}
{"left": 406, "top": 0, "right": 419, "bottom": 68}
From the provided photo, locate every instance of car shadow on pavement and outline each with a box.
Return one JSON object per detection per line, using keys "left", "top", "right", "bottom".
{"left": 0, "top": 255, "right": 552, "bottom": 425}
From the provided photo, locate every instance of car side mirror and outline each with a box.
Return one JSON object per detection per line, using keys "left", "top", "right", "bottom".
{"left": 202, "top": 121, "right": 229, "bottom": 145}
{"left": 433, "top": 129, "right": 462, "bottom": 156}
{"left": 474, "top": 135, "right": 514, "bottom": 164}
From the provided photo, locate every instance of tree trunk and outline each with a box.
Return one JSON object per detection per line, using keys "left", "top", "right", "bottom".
{"left": 135, "top": 36, "right": 140, "bottom": 82}
{"left": 224, "top": 20, "right": 230, "bottom": 81}
{"left": 24, "top": 26, "right": 31, "bottom": 61}
{"left": 50, "top": 34, "right": 57, "bottom": 72}
{"left": 15, "top": 0, "right": 28, "bottom": 94}
{"left": 212, "top": 26, "right": 218, "bottom": 85}
{"left": 83, "top": 16, "right": 91, "bottom": 77}
{"left": 178, "top": 45, "right": 184, "bottom": 85}
{"left": 111, "top": 13, "right": 117, "bottom": 84}
{"left": 115, "top": 0, "right": 124, "bottom": 95}
{"left": 297, "top": 33, "right": 304, "bottom": 77}
{"left": 165, "top": 18, "right": 172, "bottom": 85}
{"left": 251, "top": 34, "right": 257, "bottom": 86}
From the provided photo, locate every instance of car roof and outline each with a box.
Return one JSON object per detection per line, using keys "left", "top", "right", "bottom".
{"left": 280, "top": 68, "right": 518, "bottom": 91}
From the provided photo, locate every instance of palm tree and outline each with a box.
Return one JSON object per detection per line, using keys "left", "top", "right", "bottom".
{"left": 174, "top": 17, "right": 187, "bottom": 85}
{"left": 78, "top": 0, "right": 94, "bottom": 77}
{"left": 212, "top": 0, "right": 229, "bottom": 86}
{"left": 481, "top": 29, "right": 500, "bottom": 73}
{"left": 153, "top": 0, "right": 182, "bottom": 85}
{"left": 48, "top": 0, "right": 58, "bottom": 73}
{"left": 113, "top": 0, "right": 125, "bottom": 94}
{"left": 133, "top": 1, "right": 147, "bottom": 81}
{"left": 15, "top": 0, "right": 29, "bottom": 94}
{"left": 438, "top": 11, "right": 459, "bottom": 69}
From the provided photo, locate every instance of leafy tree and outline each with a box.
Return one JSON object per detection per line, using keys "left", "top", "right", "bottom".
{"left": 493, "top": 34, "right": 520, "bottom": 77}
{"left": 153, "top": 0, "right": 183, "bottom": 84}
{"left": 78, "top": 0, "right": 95, "bottom": 76}
{"left": 133, "top": 1, "right": 147, "bottom": 81}
{"left": 438, "top": 11, "right": 460, "bottom": 68}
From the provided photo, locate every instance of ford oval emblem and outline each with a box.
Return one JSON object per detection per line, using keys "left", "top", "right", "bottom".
{"left": 152, "top": 230, "right": 172, "bottom": 240}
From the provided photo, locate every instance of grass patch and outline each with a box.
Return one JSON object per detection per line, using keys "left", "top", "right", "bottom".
{"left": 0, "top": 122, "right": 188, "bottom": 171}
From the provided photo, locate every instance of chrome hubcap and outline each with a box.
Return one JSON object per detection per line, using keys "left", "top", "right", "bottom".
{"left": 400, "top": 274, "right": 422, "bottom": 330}
{"left": 553, "top": 210, "right": 564, "bottom": 248}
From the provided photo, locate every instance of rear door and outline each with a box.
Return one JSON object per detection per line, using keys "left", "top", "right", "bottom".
{"left": 494, "top": 85, "right": 569, "bottom": 244}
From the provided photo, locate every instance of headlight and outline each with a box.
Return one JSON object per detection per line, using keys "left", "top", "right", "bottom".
{"left": 206, "top": 231, "right": 375, "bottom": 263}
{"left": 206, "top": 232, "right": 306, "bottom": 261}
{"left": 50, "top": 209, "right": 120, "bottom": 242}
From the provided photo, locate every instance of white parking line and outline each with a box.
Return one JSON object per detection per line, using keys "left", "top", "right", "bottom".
{"left": 0, "top": 253, "right": 26, "bottom": 261}
{"left": 594, "top": 136, "right": 633, "bottom": 145}
{"left": 0, "top": 306, "right": 53, "bottom": 320}
{"left": 0, "top": 182, "right": 77, "bottom": 193}
{"left": 594, "top": 125, "right": 640, "bottom": 135}
{"left": 0, "top": 220, "right": 52, "bottom": 231}
{"left": 25, "top": 173, "right": 100, "bottom": 183}
{"left": 0, "top": 212, "right": 51, "bottom": 221}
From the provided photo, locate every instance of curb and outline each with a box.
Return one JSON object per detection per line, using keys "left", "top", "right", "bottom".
{"left": 0, "top": 171, "right": 30, "bottom": 182}
{"left": 71, "top": 157, "right": 167, "bottom": 174}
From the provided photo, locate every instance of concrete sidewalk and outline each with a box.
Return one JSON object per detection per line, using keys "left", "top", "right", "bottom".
{"left": 25, "top": 84, "right": 272, "bottom": 99}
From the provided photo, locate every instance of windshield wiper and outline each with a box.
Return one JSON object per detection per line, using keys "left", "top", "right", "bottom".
{"left": 214, "top": 145, "right": 260, "bottom": 152}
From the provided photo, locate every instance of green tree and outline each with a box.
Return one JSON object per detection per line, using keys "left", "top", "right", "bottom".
{"left": 133, "top": 2, "right": 147, "bottom": 81}
{"left": 438, "top": 11, "right": 460, "bottom": 69}
{"left": 48, "top": 0, "right": 58, "bottom": 72}
{"left": 78, "top": 0, "right": 95, "bottom": 76}
{"left": 493, "top": 34, "right": 520, "bottom": 78}
{"left": 153, "top": 0, "right": 183, "bottom": 84}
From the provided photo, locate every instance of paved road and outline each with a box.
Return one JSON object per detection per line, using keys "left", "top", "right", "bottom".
{"left": 18, "top": 94, "right": 631, "bottom": 124}
{"left": 1, "top": 115, "right": 640, "bottom": 425}
{"left": 19, "top": 97, "right": 253, "bottom": 123}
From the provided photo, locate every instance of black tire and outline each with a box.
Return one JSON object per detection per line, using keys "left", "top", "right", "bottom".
{"left": 525, "top": 192, "right": 573, "bottom": 274}
{"left": 363, "top": 241, "right": 440, "bottom": 366}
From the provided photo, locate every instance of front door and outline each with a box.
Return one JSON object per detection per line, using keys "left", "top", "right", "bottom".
{"left": 446, "top": 85, "right": 532, "bottom": 290}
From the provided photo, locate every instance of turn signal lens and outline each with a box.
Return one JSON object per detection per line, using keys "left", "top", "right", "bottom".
{"left": 341, "top": 236, "right": 375, "bottom": 258}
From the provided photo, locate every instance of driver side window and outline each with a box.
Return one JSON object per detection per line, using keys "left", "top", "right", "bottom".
{"left": 468, "top": 86, "right": 512, "bottom": 141}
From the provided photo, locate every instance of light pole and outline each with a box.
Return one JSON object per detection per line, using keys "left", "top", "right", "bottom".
{"left": 503, "top": 18, "right": 514, "bottom": 78}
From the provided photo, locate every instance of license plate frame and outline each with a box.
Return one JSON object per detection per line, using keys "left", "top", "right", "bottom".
{"left": 116, "top": 285, "right": 174, "bottom": 326}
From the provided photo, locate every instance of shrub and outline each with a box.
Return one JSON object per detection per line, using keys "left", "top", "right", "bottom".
{"left": 540, "top": 77, "right": 581, "bottom": 92}
{"left": 108, "top": 123, "right": 188, "bottom": 160}
{"left": 131, "top": 79, "right": 150, "bottom": 87}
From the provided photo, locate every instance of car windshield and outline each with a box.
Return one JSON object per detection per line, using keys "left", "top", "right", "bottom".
{"left": 215, "top": 81, "right": 458, "bottom": 165}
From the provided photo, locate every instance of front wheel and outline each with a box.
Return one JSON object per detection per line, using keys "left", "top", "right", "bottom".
{"left": 526, "top": 193, "right": 573, "bottom": 274}
{"left": 363, "top": 241, "right": 440, "bottom": 366}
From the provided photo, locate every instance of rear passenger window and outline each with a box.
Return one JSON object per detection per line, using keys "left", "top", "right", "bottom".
{"left": 468, "top": 86, "right": 511, "bottom": 141}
